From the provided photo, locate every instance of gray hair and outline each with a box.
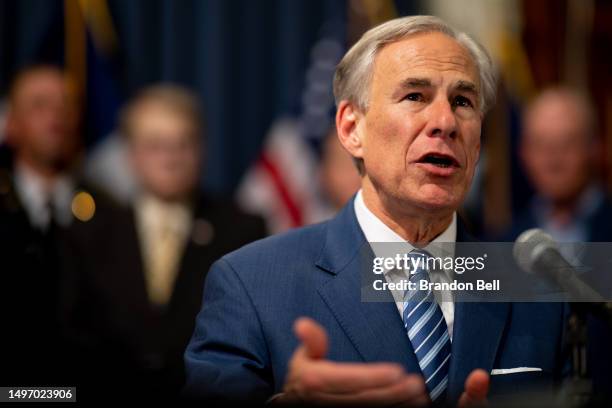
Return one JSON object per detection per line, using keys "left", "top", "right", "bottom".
{"left": 333, "top": 15, "right": 497, "bottom": 113}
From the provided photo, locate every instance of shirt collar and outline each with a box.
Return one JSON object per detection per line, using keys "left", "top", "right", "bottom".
{"left": 353, "top": 189, "right": 456, "bottom": 271}
{"left": 14, "top": 161, "right": 75, "bottom": 228}
{"left": 532, "top": 184, "right": 603, "bottom": 223}
{"left": 135, "top": 193, "right": 192, "bottom": 235}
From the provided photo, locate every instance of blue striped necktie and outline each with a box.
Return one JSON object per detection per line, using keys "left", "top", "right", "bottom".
{"left": 402, "top": 249, "right": 451, "bottom": 402}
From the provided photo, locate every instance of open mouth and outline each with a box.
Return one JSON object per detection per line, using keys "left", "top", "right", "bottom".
{"left": 417, "top": 153, "right": 460, "bottom": 168}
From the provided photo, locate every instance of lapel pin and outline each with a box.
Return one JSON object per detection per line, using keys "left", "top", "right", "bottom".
{"left": 192, "top": 218, "right": 214, "bottom": 246}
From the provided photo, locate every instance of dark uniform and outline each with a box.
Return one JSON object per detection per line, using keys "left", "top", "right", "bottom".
{"left": 0, "top": 166, "right": 114, "bottom": 387}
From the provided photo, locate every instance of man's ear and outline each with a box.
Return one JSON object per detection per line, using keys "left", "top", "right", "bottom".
{"left": 335, "top": 100, "right": 364, "bottom": 161}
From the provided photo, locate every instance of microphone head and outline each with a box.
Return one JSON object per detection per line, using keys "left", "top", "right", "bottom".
{"left": 513, "top": 228, "right": 557, "bottom": 274}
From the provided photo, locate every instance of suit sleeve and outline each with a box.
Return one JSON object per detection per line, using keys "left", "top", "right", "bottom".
{"left": 183, "top": 257, "right": 273, "bottom": 402}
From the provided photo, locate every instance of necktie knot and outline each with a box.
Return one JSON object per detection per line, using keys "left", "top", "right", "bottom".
{"left": 407, "top": 249, "right": 433, "bottom": 282}
{"left": 404, "top": 249, "right": 435, "bottom": 302}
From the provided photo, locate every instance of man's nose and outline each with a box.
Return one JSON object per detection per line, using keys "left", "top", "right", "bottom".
{"left": 425, "top": 98, "right": 458, "bottom": 139}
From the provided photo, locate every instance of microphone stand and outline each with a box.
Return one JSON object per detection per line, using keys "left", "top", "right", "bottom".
{"left": 561, "top": 307, "right": 593, "bottom": 407}
{"left": 530, "top": 248, "right": 609, "bottom": 406}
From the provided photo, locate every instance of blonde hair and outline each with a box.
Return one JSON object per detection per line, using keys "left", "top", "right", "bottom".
{"left": 120, "top": 84, "right": 204, "bottom": 140}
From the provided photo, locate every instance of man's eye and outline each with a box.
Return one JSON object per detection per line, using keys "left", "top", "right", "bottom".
{"left": 453, "top": 95, "right": 474, "bottom": 108}
{"left": 404, "top": 93, "right": 424, "bottom": 102}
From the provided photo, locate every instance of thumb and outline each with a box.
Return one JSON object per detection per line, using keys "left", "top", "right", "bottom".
{"left": 458, "top": 369, "right": 489, "bottom": 407}
{"left": 293, "top": 317, "right": 328, "bottom": 360}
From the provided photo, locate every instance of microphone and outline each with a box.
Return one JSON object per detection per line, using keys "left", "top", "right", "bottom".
{"left": 513, "top": 228, "right": 604, "bottom": 301}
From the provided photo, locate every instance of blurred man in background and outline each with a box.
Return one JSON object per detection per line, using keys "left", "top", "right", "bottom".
{"left": 62, "top": 85, "right": 266, "bottom": 401}
{"left": 1, "top": 65, "right": 81, "bottom": 230}
{"left": 509, "top": 87, "right": 612, "bottom": 242}
{"left": 507, "top": 86, "right": 612, "bottom": 401}
{"left": 0, "top": 65, "right": 89, "bottom": 385}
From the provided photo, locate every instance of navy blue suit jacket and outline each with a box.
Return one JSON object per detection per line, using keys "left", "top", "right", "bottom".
{"left": 184, "top": 201, "right": 568, "bottom": 404}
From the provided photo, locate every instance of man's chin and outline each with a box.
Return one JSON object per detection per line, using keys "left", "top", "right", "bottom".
{"left": 410, "top": 188, "right": 460, "bottom": 212}
{"left": 36, "top": 153, "right": 73, "bottom": 172}
{"left": 417, "top": 199, "right": 457, "bottom": 213}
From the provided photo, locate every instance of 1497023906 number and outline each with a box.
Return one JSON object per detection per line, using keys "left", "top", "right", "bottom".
{"left": 4, "top": 388, "right": 75, "bottom": 401}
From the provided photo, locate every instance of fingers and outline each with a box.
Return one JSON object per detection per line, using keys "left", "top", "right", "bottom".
{"left": 287, "top": 317, "right": 430, "bottom": 406}
{"left": 465, "top": 369, "right": 489, "bottom": 400}
{"left": 304, "top": 374, "right": 429, "bottom": 407}
{"left": 300, "top": 361, "right": 406, "bottom": 394}
{"left": 458, "top": 369, "right": 490, "bottom": 408}
{"left": 352, "top": 375, "right": 428, "bottom": 407}
{"left": 294, "top": 317, "right": 328, "bottom": 359}
{"left": 293, "top": 318, "right": 406, "bottom": 394}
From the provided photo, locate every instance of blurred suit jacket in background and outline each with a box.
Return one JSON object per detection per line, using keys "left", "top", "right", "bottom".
{"left": 0, "top": 162, "right": 115, "bottom": 386}
{"left": 60, "top": 191, "right": 266, "bottom": 401}
{"left": 0, "top": 64, "right": 113, "bottom": 386}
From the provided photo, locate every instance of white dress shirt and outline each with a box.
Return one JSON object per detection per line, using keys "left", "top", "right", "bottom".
{"left": 13, "top": 162, "right": 75, "bottom": 230}
{"left": 353, "top": 190, "right": 456, "bottom": 338}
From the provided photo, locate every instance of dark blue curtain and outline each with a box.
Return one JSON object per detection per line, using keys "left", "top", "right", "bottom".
{"left": 0, "top": 0, "right": 421, "bottom": 194}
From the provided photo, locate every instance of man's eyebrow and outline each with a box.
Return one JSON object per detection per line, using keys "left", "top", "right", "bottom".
{"left": 455, "top": 80, "right": 478, "bottom": 95}
{"left": 392, "top": 78, "right": 432, "bottom": 99}
{"left": 398, "top": 78, "right": 432, "bottom": 88}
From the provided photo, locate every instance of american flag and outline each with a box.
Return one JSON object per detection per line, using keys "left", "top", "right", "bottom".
{"left": 237, "top": 31, "right": 345, "bottom": 233}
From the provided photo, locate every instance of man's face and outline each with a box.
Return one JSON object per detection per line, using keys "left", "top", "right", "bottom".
{"left": 8, "top": 69, "right": 79, "bottom": 169}
{"left": 521, "top": 95, "right": 593, "bottom": 203}
{"left": 128, "top": 102, "right": 201, "bottom": 201}
{"left": 352, "top": 32, "right": 482, "bottom": 214}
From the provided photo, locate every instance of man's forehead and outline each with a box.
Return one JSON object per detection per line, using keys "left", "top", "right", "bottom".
{"left": 373, "top": 32, "right": 479, "bottom": 86}
{"left": 525, "top": 100, "right": 588, "bottom": 138}
{"left": 131, "top": 101, "right": 198, "bottom": 134}
{"left": 14, "top": 71, "right": 66, "bottom": 100}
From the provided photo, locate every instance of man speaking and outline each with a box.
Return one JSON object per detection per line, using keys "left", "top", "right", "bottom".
{"left": 184, "top": 16, "right": 567, "bottom": 406}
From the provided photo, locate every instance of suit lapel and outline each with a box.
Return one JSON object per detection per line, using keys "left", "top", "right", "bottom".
{"left": 447, "top": 301, "right": 509, "bottom": 400}
{"left": 315, "top": 201, "right": 421, "bottom": 373}
{"left": 447, "top": 219, "right": 510, "bottom": 401}
{"left": 317, "top": 251, "right": 421, "bottom": 373}
{"left": 315, "top": 205, "right": 511, "bottom": 395}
